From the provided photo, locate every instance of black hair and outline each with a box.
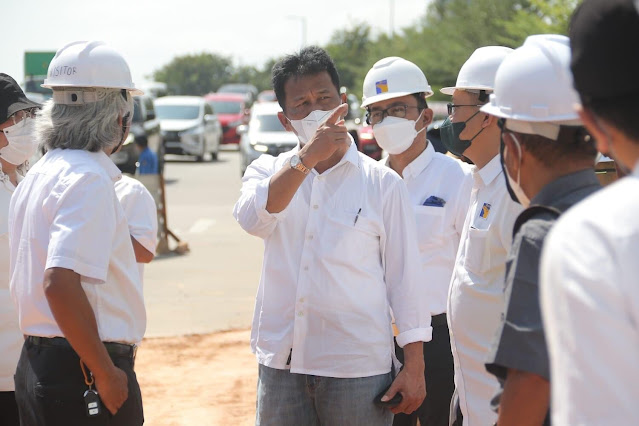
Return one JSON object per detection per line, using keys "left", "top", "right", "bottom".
{"left": 135, "top": 134, "right": 149, "bottom": 148}
{"left": 272, "top": 46, "right": 340, "bottom": 112}
{"left": 411, "top": 93, "right": 429, "bottom": 110}
{"left": 582, "top": 95, "right": 639, "bottom": 143}
{"left": 517, "top": 126, "right": 597, "bottom": 167}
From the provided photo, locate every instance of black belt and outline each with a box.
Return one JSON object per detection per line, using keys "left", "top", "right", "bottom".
{"left": 431, "top": 313, "right": 447, "bottom": 327}
{"left": 26, "top": 336, "right": 137, "bottom": 362}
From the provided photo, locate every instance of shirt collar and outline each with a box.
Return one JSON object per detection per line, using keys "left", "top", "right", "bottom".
{"left": 96, "top": 150, "right": 123, "bottom": 182}
{"left": 297, "top": 134, "right": 360, "bottom": 174}
{"left": 475, "top": 154, "right": 502, "bottom": 186}
{"left": 532, "top": 169, "right": 601, "bottom": 207}
{"left": 402, "top": 141, "right": 435, "bottom": 179}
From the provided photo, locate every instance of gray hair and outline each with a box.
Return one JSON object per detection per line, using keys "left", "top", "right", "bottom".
{"left": 36, "top": 89, "right": 134, "bottom": 152}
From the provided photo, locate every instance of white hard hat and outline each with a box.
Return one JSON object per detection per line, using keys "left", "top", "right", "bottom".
{"left": 441, "top": 46, "right": 513, "bottom": 95}
{"left": 43, "top": 41, "right": 142, "bottom": 104}
{"left": 361, "top": 57, "right": 433, "bottom": 108}
{"left": 481, "top": 34, "right": 581, "bottom": 140}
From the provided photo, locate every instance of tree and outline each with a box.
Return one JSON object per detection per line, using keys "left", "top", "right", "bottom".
{"left": 153, "top": 53, "right": 233, "bottom": 96}
{"left": 325, "top": 23, "right": 373, "bottom": 98}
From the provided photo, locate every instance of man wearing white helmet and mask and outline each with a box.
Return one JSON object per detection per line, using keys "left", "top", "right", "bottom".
{"left": 481, "top": 34, "right": 600, "bottom": 426}
{"left": 361, "top": 57, "right": 473, "bottom": 426}
{"left": 10, "top": 41, "right": 145, "bottom": 425}
{"left": 540, "top": 1, "right": 639, "bottom": 424}
{"left": 440, "top": 46, "right": 523, "bottom": 426}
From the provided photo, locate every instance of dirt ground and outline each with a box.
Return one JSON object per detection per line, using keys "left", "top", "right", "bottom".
{"left": 135, "top": 329, "right": 257, "bottom": 425}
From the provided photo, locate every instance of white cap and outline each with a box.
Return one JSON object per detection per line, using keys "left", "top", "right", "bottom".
{"left": 441, "top": 46, "right": 513, "bottom": 95}
{"left": 361, "top": 57, "right": 433, "bottom": 108}
{"left": 481, "top": 34, "right": 581, "bottom": 140}
{"left": 43, "top": 41, "right": 143, "bottom": 102}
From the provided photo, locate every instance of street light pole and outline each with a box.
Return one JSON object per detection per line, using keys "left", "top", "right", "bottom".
{"left": 287, "top": 15, "right": 307, "bottom": 51}
{"left": 389, "top": 0, "right": 395, "bottom": 37}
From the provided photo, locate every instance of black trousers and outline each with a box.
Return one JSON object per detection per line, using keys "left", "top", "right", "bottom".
{"left": 14, "top": 338, "right": 143, "bottom": 426}
{"left": 393, "top": 316, "right": 455, "bottom": 426}
{"left": 0, "top": 391, "right": 20, "bottom": 425}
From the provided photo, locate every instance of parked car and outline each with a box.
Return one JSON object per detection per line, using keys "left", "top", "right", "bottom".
{"left": 204, "top": 93, "right": 249, "bottom": 145}
{"left": 154, "top": 96, "right": 222, "bottom": 161}
{"left": 217, "top": 83, "right": 259, "bottom": 105}
{"left": 238, "top": 102, "right": 298, "bottom": 176}
{"left": 350, "top": 124, "right": 383, "bottom": 161}
{"left": 112, "top": 95, "right": 164, "bottom": 174}
{"left": 257, "top": 90, "right": 277, "bottom": 103}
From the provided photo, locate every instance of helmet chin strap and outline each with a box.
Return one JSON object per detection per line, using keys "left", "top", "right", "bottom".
{"left": 111, "top": 112, "right": 131, "bottom": 155}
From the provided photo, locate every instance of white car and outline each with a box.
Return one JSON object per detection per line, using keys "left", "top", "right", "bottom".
{"left": 155, "top": 96, "right": 222, "bottom": 161}
{"left": 238, "top": 102, "right": 299, "bottom": 176}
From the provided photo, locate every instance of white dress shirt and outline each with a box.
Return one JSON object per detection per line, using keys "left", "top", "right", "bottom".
{"left": 9, "top": 149, "right": 146, "bottom": 344}
{"left": 540, "top": 165, "right": 639, "bottom": 425}
{"left": 234, "top": 141, "right": 432, "bottom": 378}
{"left": 382, "top": 142, "right": 473, "bottom": 316}
{"left": 0, "top": 175, "right": 22, "bottom": 391}
{"left": 447, "top": 154, "right": 523, "bottom": 426}
{"left": 115, "top": 175, "right": 158, "bottom": 282}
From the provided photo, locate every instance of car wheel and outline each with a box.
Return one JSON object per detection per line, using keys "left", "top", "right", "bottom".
{"left": 195, "top": 138, "right": 206, "bottom": 162}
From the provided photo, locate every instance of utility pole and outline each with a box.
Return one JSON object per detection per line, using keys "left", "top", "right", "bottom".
{"left": 287, "top": 15, "right": 307, "bottom": 51}
{"left": 389, "top": 0, "right": 395, "bottom": 37}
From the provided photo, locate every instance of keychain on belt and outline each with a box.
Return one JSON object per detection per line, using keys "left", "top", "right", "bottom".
{"left": 80, "top": 360, "right": 102, "bottom": 417}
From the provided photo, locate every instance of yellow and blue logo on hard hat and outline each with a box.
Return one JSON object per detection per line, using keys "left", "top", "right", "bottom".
{"left": 480, "top": 203, "right": 491, "bottom": 219}
{"left": 375, "top": 80, "right": 388, "bottom": 94}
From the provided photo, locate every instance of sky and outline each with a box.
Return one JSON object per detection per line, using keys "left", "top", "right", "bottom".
{"left": 3, "top": 0, "right": 430, "bottom": 89}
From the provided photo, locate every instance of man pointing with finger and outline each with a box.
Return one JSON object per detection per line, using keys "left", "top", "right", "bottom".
{"left": 234, "top": 46, "right": 431, "bottom": 425}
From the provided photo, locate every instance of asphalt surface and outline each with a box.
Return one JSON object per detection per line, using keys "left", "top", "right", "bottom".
{"left": 143, "top": 146, "right": 263, "bottom": 337}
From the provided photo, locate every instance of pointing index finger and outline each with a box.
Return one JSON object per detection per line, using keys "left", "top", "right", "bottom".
{"left": 326, "top": 103, "right": 348, "bottom": 125}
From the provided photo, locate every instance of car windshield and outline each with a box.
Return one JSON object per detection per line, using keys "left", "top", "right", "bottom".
{"left": 155, "top": 105, "right": 200, "bottom": 120}
{"left": 209, "top": 101, "right": 241, "bottom": 114}
{"left": 255, "top": 114, "right": 285, "bottom": 132}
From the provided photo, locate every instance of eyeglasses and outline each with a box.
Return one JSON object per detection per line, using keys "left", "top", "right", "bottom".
{"left": 366, "top": 105, "right": 421, "bottom": 125}
{"left": 9, "top": 108, "right": 38, "bottom": 126}
{"left": 447, "top": 103, "right": 483, "bottom": 116}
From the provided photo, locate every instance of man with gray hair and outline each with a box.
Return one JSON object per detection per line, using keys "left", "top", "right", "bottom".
{"left": 9, "top": 41, "right": 145, "bottom": 425}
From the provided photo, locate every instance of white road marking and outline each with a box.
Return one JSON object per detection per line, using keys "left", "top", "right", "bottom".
{"left": 188, "top": 218, "right": 217, "bottom": 234}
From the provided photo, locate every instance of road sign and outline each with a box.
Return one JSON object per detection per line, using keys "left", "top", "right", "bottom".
{"left": 24, "top": 51, "right": 56, "bottom": 77}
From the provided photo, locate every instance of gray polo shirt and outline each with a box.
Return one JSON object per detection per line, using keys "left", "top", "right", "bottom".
{"left": 485, "top": 169, "right": 601, "bottom": 423}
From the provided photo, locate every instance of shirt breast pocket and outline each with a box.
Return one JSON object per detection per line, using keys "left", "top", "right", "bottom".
{"left": 464, "top": 226, "right": 490, "bottom": 276}
{"left": 325, "top": 211, "right": 380, "bottom": 263}
{"left": 414, "top": 205, "right": 446, "bottom": 252}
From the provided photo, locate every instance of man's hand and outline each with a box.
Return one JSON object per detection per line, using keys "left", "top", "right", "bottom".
{"left": 94, "top": 365, "right": 129, "bottom": 415}
{"left": 382, "top": 342, "right": 426, "bottom": 415}
{"left": 298, "top": 103, "right": 349, "bottom": 169}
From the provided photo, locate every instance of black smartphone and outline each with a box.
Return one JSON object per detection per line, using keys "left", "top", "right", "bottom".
{"left": 373, "top": 387, "right": 403, "bottom": 408}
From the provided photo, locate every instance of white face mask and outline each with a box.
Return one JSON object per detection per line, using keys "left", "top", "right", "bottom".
{"left": 287, "top": 105, "right": 342, "bottom": 145}
{"left": 372, "top": 110, "right": 425, "bottom": 155}
{"left": 503, "top": 136, "right": 531, "bottom": 208}
{"left": 1, "top": 118, "right": 38, "bottom": 165}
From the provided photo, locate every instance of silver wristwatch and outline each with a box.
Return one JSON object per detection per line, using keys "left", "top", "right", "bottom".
{"left": 290, "top": 155, "right": 310, "bottom": 175}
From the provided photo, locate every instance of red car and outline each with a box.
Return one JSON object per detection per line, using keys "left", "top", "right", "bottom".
{"left": 204, "top": 93, "right": 250, "bottom": 145}
{"left": 352, "top": 124, "right": 383, "bottom": 161}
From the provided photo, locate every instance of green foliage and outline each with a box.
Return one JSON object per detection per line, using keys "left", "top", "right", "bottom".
{"left": 153, "top": 53, "right": 233, "bottom": 96}
{"left": 152, "top": 0, "right": 581, "bottom": 99}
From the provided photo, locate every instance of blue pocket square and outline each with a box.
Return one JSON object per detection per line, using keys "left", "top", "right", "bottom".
{"left": 423, "top": 196, "right": 446, "bottom": 207}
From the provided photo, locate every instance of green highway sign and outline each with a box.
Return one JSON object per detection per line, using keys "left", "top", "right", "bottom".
{"left": 24, "top": 51, "right": 56, "bottom": 77}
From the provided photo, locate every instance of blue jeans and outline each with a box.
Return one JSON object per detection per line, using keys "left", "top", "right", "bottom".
{"left": 256, "top": 364, "right": 394, "bottom": 426}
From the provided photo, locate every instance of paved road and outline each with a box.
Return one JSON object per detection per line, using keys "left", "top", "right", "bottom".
{"left": 143, "top": 147, "right": 263, "bottom": 337}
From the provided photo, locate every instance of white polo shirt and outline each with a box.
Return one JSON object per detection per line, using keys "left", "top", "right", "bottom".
{"left": 381, "top": 142, "right": 473, "bottom": 316}
{"left": 115, "top": 175, "right": 158, "bottom": 281}
{"left": 9, "top": 149, "right": 146, "bottom": 344}
{"left": 234, "top": 141, "right": 432, "bottom": 378}
{"left": 447, "top": 154, "right": 523, "bottom": 426}
{"left": 0, "top": 175, "right": 22, "bottom": 391}
{"left": 540, "top": 165, "right": 639, "bottom": 425}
